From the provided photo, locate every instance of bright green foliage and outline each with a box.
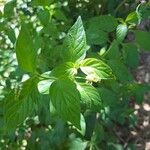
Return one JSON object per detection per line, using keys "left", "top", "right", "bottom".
{"left": 68, "top": 135, "right": 87, "bottom": 150}
{"left": 1, "top": 1, "right": 150, "bottom": 149}
{"left": 80, "top": 58, "right": 114, "bottom": 82}
{"left": 38, "top": 79, "right": 54, "bottom": 94}
{"left": 49, "top": 78, "right": 81, "bottom": 129}
{"left": 51, "top": 62, "right": 77, "bottom": 78}
{"left": 16, "top": 24, "right": 37, "bottom": 72}
{"left": 116, "top": 24, "right": 128, "bottom": 42}
{"left": 63, "top": 16, "right": 87, "bottom": 62}
{"left": 125, "top": 12, "right": 138, "bottom": 24}
{"left": 4, "top": 0, "right": 16, "bottom": 18}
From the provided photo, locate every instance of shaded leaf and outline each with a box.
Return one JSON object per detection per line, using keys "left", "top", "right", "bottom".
{"left": 134, "top": 30, "right": 150, "bottom": 51}
{"left": 77, "top": 83, "right": 101, "bottom": 111}
{"left": 32, "top": 0, "right": 52, "bottom": 6}
{"left": 87, "top": 15, "right": 118, "bottom": 32}
{"left": 122, "top": 43, "right": 139, "bottom": 69}
{"left": 108, "top": 60, "right": 133, "bottom": 83}
{"left": 4, "top": 77, "right": 38, "bottom": 131}
{"left": 49, "top": 78, "right": 81, "bottom": 129}
{"left": 16, "top": 24, "right": 37, "bottom": 72}
{"left": 104, "top": 40, "right": 120, "bottom": 59}
{"left": 86, "top": 28, "right": 108, "bottom": 45}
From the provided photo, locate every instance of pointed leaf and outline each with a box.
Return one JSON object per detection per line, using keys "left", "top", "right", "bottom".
{"left": 16, "top": 24, "right": 37, "bottom": 72}
{"left": 104, "top": 40, "right": 120, "bottom": 59}
{"left": 77, "top": 83, "right": 101, "bottom": 111}
{"left": 116, "top": 24, "right": 128, "bottom": 42}
{"left": 63, "top": 16, "right": 87, "bottom": 62}
{"left": 49, "top": 78, "right": 81, "bottom": 129}
{"left": 80, "top": 58, "right": 114, "bottom": 82}
{"left": 125, "top": 12, "right": 138, "bottom": 24}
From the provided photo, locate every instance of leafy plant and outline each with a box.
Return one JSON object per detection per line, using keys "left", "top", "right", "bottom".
{"left": 0, "top": 0, "right": 150, "bottom": 149}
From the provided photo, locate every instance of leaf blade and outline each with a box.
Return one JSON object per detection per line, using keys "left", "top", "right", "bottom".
{"left": 80, "top": 58, "right": 114, "bottom": 82}
{"left": 16, "top": 24, "right": 37, "bottom": 72}
{"left": 63, "top": 16, "right": 87, "bottom": 62}
{"left": 49, "top": 78, "right": 81, "bottom": 129}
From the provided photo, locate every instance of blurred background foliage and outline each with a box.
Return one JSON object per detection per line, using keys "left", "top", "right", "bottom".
{"left": 0, "top": 0, "right": 150, "bottom": 149}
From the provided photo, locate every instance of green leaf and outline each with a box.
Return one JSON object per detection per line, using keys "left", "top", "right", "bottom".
{"left": 116, "top": 24, "right": 128, "bottom": 42}
{"left": 86, "top": 28, "right": 108, "bottom": 45}
{"left": 49, "top": 78, "right": 81, "bottom": 129}
{"left": 77, "top": 83, "right": 101, "bottom": 111}
{"left": 125, "top": 12, "right": 138, "bottom": 24}
{"left": 53, "top": 9, "right": 67, "bottom": 21}
{"left": 16, "top": 24, "right": 37, "bottom": 72}
{"left": 38, "top": 71, "right": 55, "bottom": 94}
{"left": 5, "top": 26, "right": 16, "bottom": 44}
{"left": 127, "top": 83, "right": 150, "bottom": 104}
{"left": 122, "top": 43, "right": 139, "bottom": 69}
{"left": 32, "top": 0, "right": 52, "bottom": 6}
{"left": 87, "top": 15, "right": 118, "bottom": 32}
{"left": 136, "top": 3, "right": 150, "bottom": 22}
{"left": 42, "top": 21, "right": 59, "bottom": 38}
{"left": 37, "top": 71, "right": 57, "bottom": 94}
{"left": 51, "top": 62, "right": 78, "bottom": 78}
{"left": 37, "top": 9, "right": 50, "bottom": 26}
{"left": 104, "top": 40, "right": 120, "bottom": 59}
{"left": 80, "top": 58, "right": 114, "bottom": 82}
{"left": 107, "top": 143, "right": 124, "bottom": 150}
{"left": 0, "top": 101, "right": 4, "bottom": 134}
{"left": 4, "top": 77, "right": 38, "bottom": 131}
{"left": 134, "top": 30, "right": 150, "bottom": 51}
{"left": 4, "top": 0, "right": 16, "bottom": 18}
{"left": 98, "top": 87, "right": 117, "bottom": 107}
{"left": 68, "top": 134, "right": 87, "bottom": 150}
{"left": 38, "top": 79, "right": 54, "bottom": 95}
{"left": 63, "top": 16, "right": 87, "bottom": 62}
{"left": 107, "top": 60, "right": 133, "bottom": 83}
